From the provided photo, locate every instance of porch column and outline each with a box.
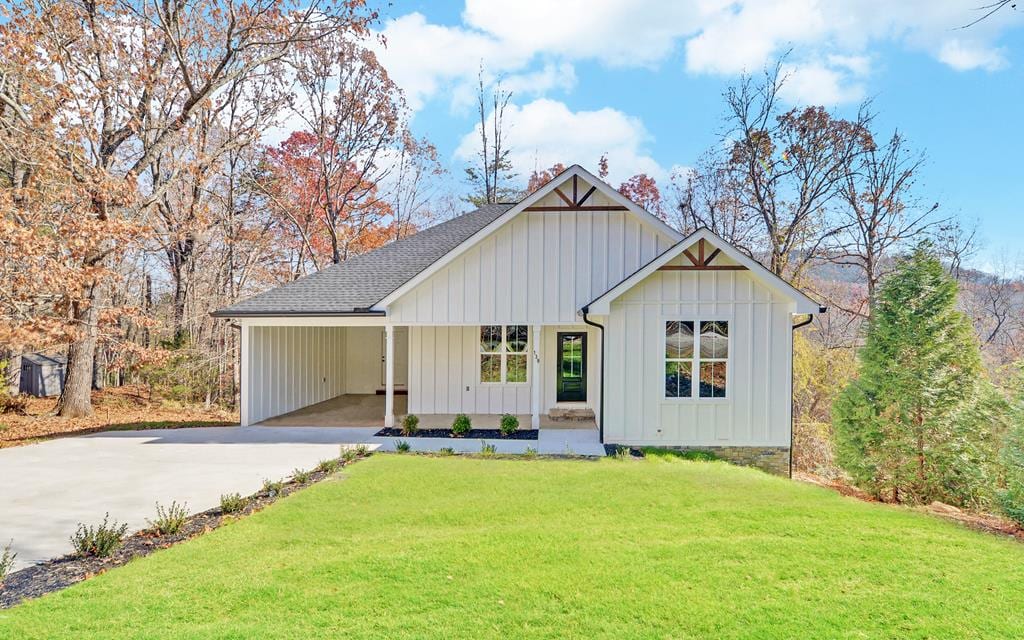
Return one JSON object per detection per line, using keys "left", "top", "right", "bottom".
{"left": 384, "top": 324, "right": 395, "bottom": 428}
{"left": 239, "top": 323, "right": 250, "bottom": 427}
{"left": 531, "top": 324, "right": 541, "bottom": 429}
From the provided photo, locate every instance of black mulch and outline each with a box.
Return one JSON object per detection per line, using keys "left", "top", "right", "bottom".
{"left": 0, "top": 453, "right": 369, "bottom": 609}
{"left": 375, "top": 428, "right": 539, "bottom": 440}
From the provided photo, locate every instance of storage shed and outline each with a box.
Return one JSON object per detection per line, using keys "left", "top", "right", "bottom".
{"left": 19, "top": 353, "right": 67, "bottom": 397}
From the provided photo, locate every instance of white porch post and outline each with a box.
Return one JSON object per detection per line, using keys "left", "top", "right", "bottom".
{"left": 239, "top": 323, "right": 250, "bottom": 427}
{"left": 531, "top": 324, "right": 541, "bottom": 429}
{"left": 384, "top": 324, "right": 395, "bottom": 428}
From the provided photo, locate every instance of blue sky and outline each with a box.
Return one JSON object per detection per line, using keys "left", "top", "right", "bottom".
{"left": 369, "top": 1, "right": 1023, "bottom": 269}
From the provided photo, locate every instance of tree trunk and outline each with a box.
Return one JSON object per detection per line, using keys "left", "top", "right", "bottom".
{"left": 57, "top": 281, "right": 104, "bottom": 417}
{"left": 3, "top": 351, "right": 22, "bottom": 395}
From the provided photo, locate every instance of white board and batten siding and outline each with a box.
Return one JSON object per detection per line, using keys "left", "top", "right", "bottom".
{"left": 603, "top": 261, "right": 795, "bottom": 447}
{"left": 391, "top": 184, "right": 674, "bottom": 417}
{"left": 388, "top": 187, "right": 676, "bottom": 325}
{"left": 245, "top": 326, "right": 347, "bottom": 425}
{"left": 406, "top": 324, "right": 601, "bottom": 416}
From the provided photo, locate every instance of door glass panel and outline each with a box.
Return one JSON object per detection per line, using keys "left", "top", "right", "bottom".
{"left": 557, "top": 333, "right": 586, "bottom": 402}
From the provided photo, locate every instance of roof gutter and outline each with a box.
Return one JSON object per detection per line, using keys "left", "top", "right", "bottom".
{"left": 209, "top": 309, "right": 386, "bottom": 319}
{"left": 581, "top": 306, "right": 605, "bottom": 445}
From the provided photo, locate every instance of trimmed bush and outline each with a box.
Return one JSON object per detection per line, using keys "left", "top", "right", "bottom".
{"left": 401, "top": 414, "right": 420, "bottom": 436}
{"left": 499, "top": 413, "right": 519, "bottom": 437}
{"left": 395, "top": 439, "right": 411, "bottom": 453}
{"left": 70, "top": 514, "right": 128, "bottom": 558}
{"left": 451, "top": 414, "right": 472, "bottom": 437}
{"left": 220, "top": 493, "right": 248, "bottom": 514}
{"left": 148, "top": 501, "right": 189, "bottom": 535}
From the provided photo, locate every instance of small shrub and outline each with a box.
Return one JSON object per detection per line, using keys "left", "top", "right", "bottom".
{"left": 262, "top": 478, "right": 285, "bottom": 497}
{"left": 615, "top": 445, "right": 633, "bottom": 460}
{"left": 499, "top": 413, "right": 519, "bottom": 437}
{"left": 401, "top": 414, "right": 420, "bottom": 436}
{"left": 292, "top": 468, "right": 313, "bottom": 484}
{"left": 148, "top": 501, "right": 189, "bottom": 535}
{"left": 523, "top": 446, "right": 538, "bottom": 459}
{"left": 451, "top": 413, "right": 472, "bottom": 437}
{"left": 70, "top": 513, "right": 128, "bottom": 558}
{"left": 480, "top": 441, "right": 497, "bottom": 457}
{"left": 355, "top": 444, "right": 369, "bottom": 457}
{"left": 316, "top": 458, "right": 340, "bottom": 474}
{"left": 0, "top": 541, "right": 15, "bottom": 585}
{"left": 341, "top": 447, "right": 358, "bottom": 463}
{"left": 438, "top": 446, "right": 456, "bottom": 456}
{"left": 220, "top": 493, "right": 248, "bottom": 514}
{"left": 395, "top": 439, "right": 411, "bottom": 453}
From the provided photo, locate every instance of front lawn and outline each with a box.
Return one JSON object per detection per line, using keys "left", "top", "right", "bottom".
{"left": 2, "top": 455, "right": 1022, "bottom": 638}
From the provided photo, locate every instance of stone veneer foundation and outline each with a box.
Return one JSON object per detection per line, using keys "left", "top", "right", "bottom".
{"left": 668, "top": 446, "right": 791, "bottom": 476}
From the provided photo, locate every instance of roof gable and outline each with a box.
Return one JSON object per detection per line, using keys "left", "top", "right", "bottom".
{"left": 583, "top": 228, "right": 824, "bottom": 315}
{"left": 374, "top": 164, "right": 682, "bottom": 310}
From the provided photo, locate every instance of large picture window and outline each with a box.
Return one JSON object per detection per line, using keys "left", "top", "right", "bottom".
{"left": 664, "top": 320, "right": 728, "bottom": 399}
{"left": 480, "top": 325, "right": 529, "bottom": 384}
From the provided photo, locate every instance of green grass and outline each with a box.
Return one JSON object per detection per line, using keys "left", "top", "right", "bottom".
{"left": 2, "top": 456, "right": 1022, "bottom": 639}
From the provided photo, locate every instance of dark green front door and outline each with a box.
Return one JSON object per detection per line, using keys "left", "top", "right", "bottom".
{"left": 556, "top": 332, "right": 587, "bottom": 402}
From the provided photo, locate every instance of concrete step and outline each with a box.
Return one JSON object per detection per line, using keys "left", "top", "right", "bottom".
{"left": 548, "top": 407, "right": 595, "bottom": 422}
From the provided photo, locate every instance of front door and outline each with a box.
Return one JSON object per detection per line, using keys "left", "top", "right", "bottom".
{"left": 556, "top": 332, "right": 587, "bottom": 402}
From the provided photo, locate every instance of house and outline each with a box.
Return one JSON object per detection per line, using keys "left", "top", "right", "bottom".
{"left": 212, "top": 165, "right": 823, "bottom": 474}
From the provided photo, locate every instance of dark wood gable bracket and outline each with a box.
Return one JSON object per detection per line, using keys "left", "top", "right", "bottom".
{"left": 524, "top": 175, "right": 629, "bottom": 212}
{"left": 657, "top": 238, "right": 747, "bottom": 271}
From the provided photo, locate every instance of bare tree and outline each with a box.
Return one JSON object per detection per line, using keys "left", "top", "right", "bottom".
{"left": 717, "top": 63, "right": 873, "bottom": 280}
{"left": 832, "top": 130, "right": 943, "bottom": 306}
{"left": 465, "top": 66, "right": 517, "bottom": 205}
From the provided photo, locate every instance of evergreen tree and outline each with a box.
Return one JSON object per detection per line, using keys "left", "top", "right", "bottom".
{"left": 834, "top": 242, "right": 1006, "bottom": 506}
{"left": 998, "top": 364, "right": 1024, "bottom": 524}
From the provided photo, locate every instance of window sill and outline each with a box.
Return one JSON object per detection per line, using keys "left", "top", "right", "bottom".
{"left": 661, "top": 397, "right": 730, "bottom": 404}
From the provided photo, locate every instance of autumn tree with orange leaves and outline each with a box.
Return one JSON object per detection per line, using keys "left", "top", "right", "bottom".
{"left": 0, "top": 0, "right": 378, "bottom": 416}
{"left": 260, "top": 33, "right": 417, "bottom": 273}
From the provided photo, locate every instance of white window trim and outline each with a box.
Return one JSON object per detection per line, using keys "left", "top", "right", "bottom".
{"left": 479, "top": 325, "right": 530, "bottom": 385}
{"left": 663, "top": 318, "right": 731, "bottom": 402}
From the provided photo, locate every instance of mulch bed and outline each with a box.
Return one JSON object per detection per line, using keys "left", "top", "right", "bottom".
{"left": 374, "top": 428, "right": 539, "bottom": 440}
{"left": 0, "top": 452, "right": 369, "bottom": 609}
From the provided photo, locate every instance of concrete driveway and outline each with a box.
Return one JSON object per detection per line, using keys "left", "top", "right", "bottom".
{"left": 0, "top": 427, "right": 378, "bottom": 571}
{"left": 0, "top": 425, "right": 604, "bottom": 571}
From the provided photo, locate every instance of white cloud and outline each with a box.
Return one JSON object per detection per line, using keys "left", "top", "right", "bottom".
{"left": 501, "top": 62, "right": 577, "bottom": 98}
{"left": 778, "top": 62, "right": 866, "bottom": 106}
{"left": 937, "top": 39, "right": 1008, "bottom": 72}
{"left": 454, "top": 98, "right": 666, "bottom": 184}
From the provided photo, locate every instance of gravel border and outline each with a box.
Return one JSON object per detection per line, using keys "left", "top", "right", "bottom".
{"left": 0, "top": 451, "right": 370, "bottom": 608}
{"left": 375, "top": 428, "right": 539, "bottom": 440}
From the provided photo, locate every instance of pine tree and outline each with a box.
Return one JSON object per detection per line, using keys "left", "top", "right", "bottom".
{"left": 834, "top": 242, "right": 1006, "bottom": 506}
{"left": 998, "top": 364, "right": 1024, "bottom": 524}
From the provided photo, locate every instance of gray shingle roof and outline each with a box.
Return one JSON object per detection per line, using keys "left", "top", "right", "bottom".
{"left": 212, "top": 203, "right": 516, "bottom": 317}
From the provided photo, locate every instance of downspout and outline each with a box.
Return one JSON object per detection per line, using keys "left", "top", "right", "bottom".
{"left": 789, "top": 309, "right": 821, "bottom": 478}
{"left": 581, "top": 308, "right": 605, "bottom": 444}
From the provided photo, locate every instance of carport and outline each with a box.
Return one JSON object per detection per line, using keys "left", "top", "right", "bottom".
{"left": 239, "top": 319, "right": 408, "bottom": 427}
